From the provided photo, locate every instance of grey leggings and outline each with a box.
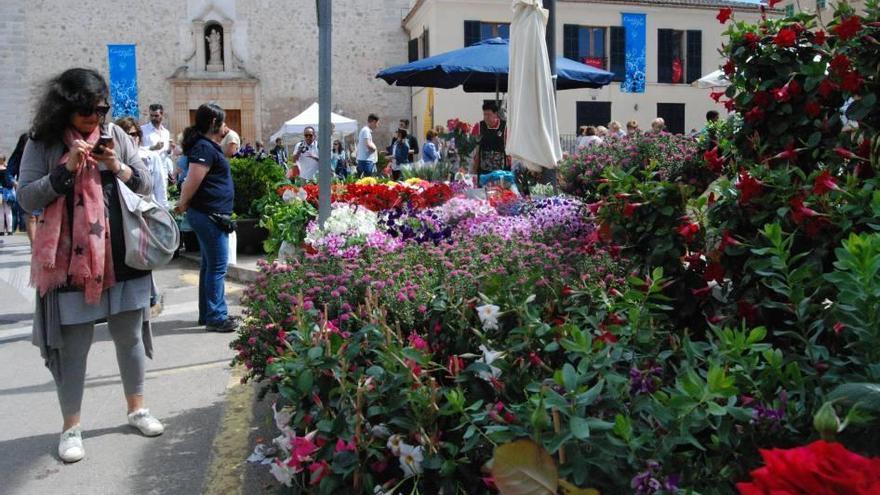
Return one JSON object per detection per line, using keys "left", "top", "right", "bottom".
{"left": 56, "top": 309, "right": 145, "bottom": 417}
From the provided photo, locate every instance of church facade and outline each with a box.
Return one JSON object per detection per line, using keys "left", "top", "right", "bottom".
{"left": 0, "top": 0, "right": 413, "bottom": 151}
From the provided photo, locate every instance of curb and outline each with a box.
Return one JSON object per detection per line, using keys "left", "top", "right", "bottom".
{"left": 178, "top": 252, "right": 260, "bottom": 285}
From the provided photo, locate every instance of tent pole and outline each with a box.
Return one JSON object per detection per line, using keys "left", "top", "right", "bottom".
{"left": 317, "top": 0, "right": 332, "bottom": 227}
{"left": 545, "top": 0, "right": 559, "bottom": 192}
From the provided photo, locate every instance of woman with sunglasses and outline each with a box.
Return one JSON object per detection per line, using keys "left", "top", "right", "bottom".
{"left": 17, "top": 68, "right": 164, "bottom": 463}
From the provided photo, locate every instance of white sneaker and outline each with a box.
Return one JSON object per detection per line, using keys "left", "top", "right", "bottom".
{"left": 127, "top": 409, "right": 165, "bottom": 437}
{"left": 58, "top": 425, "right": 84, "bottom": 463}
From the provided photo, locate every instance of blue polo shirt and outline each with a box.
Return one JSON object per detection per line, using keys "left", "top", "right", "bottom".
{"left": 188, "top": 136, "right": 234, "bottom": 214}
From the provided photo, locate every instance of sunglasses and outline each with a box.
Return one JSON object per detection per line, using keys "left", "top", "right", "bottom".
{"left": 77, "top": 105, "right": 111, "bottom": 118}
{"left": 304, "top": 134, "right": 315, "bottom": 138}
{"left": 128, "top": 131, "right": 140, "bottom": 138}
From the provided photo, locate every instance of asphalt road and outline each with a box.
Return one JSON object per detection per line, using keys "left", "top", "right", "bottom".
{"left": 0, "top": 233, "right": 273, "bottom": 495}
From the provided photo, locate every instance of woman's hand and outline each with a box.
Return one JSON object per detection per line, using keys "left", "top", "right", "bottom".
{"left": 91, "top": 142, "right": 121, "bottom": 173}
{"left": 66, "top": 140, "right": 91, "bottom": 172}
{"left": 173, "top": 202, "right": 188, "bottom": 215}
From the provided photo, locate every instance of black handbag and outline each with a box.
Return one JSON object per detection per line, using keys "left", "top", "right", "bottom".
{"left": 208, "top": 212, "right": 236, "bottom": 234}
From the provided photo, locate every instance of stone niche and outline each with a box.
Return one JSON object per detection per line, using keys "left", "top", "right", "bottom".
{"left": 168, "top": 1, "right": 260, "bottom": 143}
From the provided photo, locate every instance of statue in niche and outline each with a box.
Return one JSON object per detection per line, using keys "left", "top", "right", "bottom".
{"left": 206, "top": 27, "right": 223, "bottom": 71}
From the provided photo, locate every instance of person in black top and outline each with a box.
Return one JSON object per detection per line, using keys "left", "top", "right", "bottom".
{"left": 175, "top": 103, "right": 237, "bottom": 333}
{"left": 472, "top": 101, "right": 508, "bottom": 181}
{"left": 7, "top": 133, "right": 32, "bottom": 239}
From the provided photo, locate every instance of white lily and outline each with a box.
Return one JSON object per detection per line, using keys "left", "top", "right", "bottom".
{"left": 398, "top": 443, "right": 424, "bottom": 478}
{"left": 269, "top": 458, "right": 296, "bottom": 487}
{"left": 477, "top": 344, "right": 503, "bottom": 381}
{"left": 387, "top": 434, "right": 404, "bottom": 456}
{"left": 476, "top": 304, "right": 501, "bottom": 331}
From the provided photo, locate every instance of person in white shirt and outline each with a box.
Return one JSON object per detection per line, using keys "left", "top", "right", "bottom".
{"left": 141, "top": 103, "right": 171, "bottom": 154}
{"left": 220, "top": 127, "right": 241, "bottom": 158}
{"left": 291, "top": 126, "right": 320, "bottom": 181}
{"left": 116, "top": 117, "right": 173, "bottom": 208}
{"left": 356, "top": 114, "right": 380, "bottom": 177}
{"left": 576, "top": 126, "right": 603, "bottom": 150}
{"left": 608, "top": 121, "right": 626, "bottom": 138}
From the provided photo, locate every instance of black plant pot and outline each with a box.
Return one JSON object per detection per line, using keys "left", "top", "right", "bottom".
{"left": 235, "top": 218, "right": 269, "bottom": 255}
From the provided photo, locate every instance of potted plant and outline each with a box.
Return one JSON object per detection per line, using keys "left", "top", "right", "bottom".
{"left": 258, "top": 184, "right": 317, "bottom": 259}
{"left": 230, "top": 156, "right": 287, "bottom": 254}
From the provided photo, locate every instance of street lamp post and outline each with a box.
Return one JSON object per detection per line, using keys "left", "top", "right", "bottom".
{"left": 317, "top": 0, "right": 332, "bottom": 226}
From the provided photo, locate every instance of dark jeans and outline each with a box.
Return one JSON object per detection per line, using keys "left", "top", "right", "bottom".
{"left": 357, "top": 160, "right": 376, "bottom": 177}
{"left": 186, "top": 208, "right": 229, "bottom": 325}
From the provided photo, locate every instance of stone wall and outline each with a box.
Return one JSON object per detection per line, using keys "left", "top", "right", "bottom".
{"left": 0, "top": 0, "right": 412, "bottom": 154}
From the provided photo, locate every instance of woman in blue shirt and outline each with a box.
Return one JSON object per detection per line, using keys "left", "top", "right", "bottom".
{"left": 174, "top": 103, "right": 237, "bottom": 333}
{"left": 422, "top": 130, "right": 440, "bottom": 165}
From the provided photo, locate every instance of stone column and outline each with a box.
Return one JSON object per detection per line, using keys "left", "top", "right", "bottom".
{"left": 194, "top": 21, "right": 206, "bottom": 72}
{"left": 222, "top": 20, "right": 233, "bottom": 72}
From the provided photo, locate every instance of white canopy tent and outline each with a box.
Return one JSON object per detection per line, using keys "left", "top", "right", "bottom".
{"left": 269, "top": 102, "right": 358, "bottom": 142}
{"left": 507, "top": 0, "right": 562, "bottom": 173}
{"left": 694, "top": 69, "right": 731, "bottom": 89}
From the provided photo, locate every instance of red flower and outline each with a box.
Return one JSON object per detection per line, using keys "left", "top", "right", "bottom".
{"left": 596, "top": 329, "right": 618, "bottom": 345}
{"left": 833, "top": 322, "right": 846, "bottom": 335}
{"left": 789, "top": 196, "right": 821, "bottom": 225}
{"left": 753, "top": 91, "right": 771, "bottom": 107}
{"left": 813, "top": 170, "right": 839, "bottom": 195}
{"left": 788, "top": 80, "right": 802, "bottom": 97}
{"left": 723, "top": 59, "right": 736, "bottom": 75}
{"left": 710, "top": 91, "right": 725, "bottom": 103}
{"left": 736, "top": 171, "right": 763, "bottom": 204}
{"left": 447, "top": 355, "right": 464, "bottom": 377}
{"left": 818, "top": 79, "right": 838, "bottom": 98}
{"left": 833, "top": 16, "right": 863, "bottom": 40}
{"left": 745, "top": 106, "right": 765, "bottom": 124}
{"left": 692, "top": 285, "right": 712, "bottom": 298}
{"left": 704, "top": 147, "right": 724, "bottom": 173}
{"left": 724, "top": 99, "right": 736, "bottom": 112}
{"left": 835, "top": 147, "right": 861, "bottom": 160}
{"left": 717, "top": 7, "right": 733, "bottom": 23}
{"left": 704, "top": 262, "right": 725, "bottom": 283}
{"left": 678, "top": 222, "right": 701, "bottom": 243}
{"left": 770, "top": 141, "right": 799, "bottom": 162}
{"left": 773, "top": 28, "right": 797, "bottom": 47}
{"left": 737, "top": 300, "right": 759, "bottom": 324}
{"left": 718, "top": 229, "right": 742, "bottom": 251}
{"left": 768, "top": 0, "right": 781, "bottom": 7}
{"left": 743, "top": 32, "right": 760, "bottom": 46}
{"left": 736, "top": 441, "right": 880, "bottom": 495}
{"left": 840, "top": 71, "right": 863, "bottom": 93}
{"left": 813, "top": 30, "right": 827, "bottom": 45}
{"left": 829, "top": 54, "right": 852, "bottom": 75}
{"left": 623, "top": 202, "right": 642, "bottom": 218}
{"left": 772, "top": 85, "right": 791, "bottom": 103}
{"left": 805, "top": 100, "right": 822, "bottom": 118}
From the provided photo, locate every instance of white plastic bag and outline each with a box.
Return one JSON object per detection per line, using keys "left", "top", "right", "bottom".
{"left": 227, "top": 231, "right": 237, "bottom": 266}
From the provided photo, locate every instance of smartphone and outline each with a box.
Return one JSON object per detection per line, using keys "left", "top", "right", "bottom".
{"left": 93, "top": 132, "right": 113, "bottom": 154}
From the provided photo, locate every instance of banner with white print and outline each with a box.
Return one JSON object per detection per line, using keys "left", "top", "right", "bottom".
{"left": 621, "top": 13, "right": 646, "bottom": 93}
{"left": 107, "top": 44, "right": 139, "bottom": 119}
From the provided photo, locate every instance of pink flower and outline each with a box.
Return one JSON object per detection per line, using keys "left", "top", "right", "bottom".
{"left": 813, "top": 170, "right": 839, "bottom": 195}
{"left": 408, "top": 333, "right": 428, "bottom": 351}
{"left": 335, "top": 438, "right": 357, "bottom": 454}
{"left": 308, "top": 460, "right": 330, "bottom": 485}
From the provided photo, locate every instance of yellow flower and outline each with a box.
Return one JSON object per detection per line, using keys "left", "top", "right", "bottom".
{"left": 356, "top": 177, "right": 378, "bottom": 186}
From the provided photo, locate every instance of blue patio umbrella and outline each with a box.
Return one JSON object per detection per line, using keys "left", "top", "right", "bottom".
{"left": 376, "top": 37, "right": 613, "bottom": 93}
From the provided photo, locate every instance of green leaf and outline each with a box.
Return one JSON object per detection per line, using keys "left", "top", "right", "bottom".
{"left": 307, "top": 346, "right": 324, "bottom": 360}
{"left": 829, "top": 383, "right": 880, "bottom": 412}
{"left": 297, "top": 369, "right": 314, "bottom": 394}
{"left": 576, "top": 380, "right": 605, "bottom": 408}
{"left": 570, "top": 416, "right": 590, "bottom": 440}
{"left": 707, "top": 402, "right": 727, "bottom": 416}
{"left": 562, "top": 364, "right": 578, "bottom": 392}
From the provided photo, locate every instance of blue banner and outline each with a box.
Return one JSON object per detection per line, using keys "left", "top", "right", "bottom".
{"left": 107, "top": 44, "right": 139, "bottom": 119}
{"left": 621, "top": 13, "right": 646, "bottom": 93}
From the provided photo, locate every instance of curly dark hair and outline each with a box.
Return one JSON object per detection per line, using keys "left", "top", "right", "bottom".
{"left": 30, "top": 68, "right": 109, "bottom": 144}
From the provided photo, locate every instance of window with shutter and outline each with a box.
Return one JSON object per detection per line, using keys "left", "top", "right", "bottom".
{"left": 563, "top": 25, "right": 579, "bottom": 60}
{"left": 408, "top": 38, "right": 419, "bottom": 62}
{"left": 421, "top": 29, "right": 430, "bottom": 58}
{"left": 658, "top": 29, "right": 673, "bottom": 83}
{"left": 610, "top": 26, "right": 625, "bottom": 82}
{"left": 576, "top": 102, "right": 612, "bottom": 130}
{"left": 464, "top": 21, "right": 481, "bottom": 47}
{"left": 686, "top": 30, "right": 702, "bottom": 84}
{"left": 657, "top": 103, "right": 686, "bottom": 135}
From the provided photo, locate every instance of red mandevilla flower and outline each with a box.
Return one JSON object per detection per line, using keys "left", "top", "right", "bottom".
{"left": 718, "top": 229, "right": 742, "bottom": 251}
{"left": 710, "top": 91, "right": 725, "bottom": 103}
{"left": 745, "top": 106, "right": 765, "bottom": 124}
{"left": 704, "top": 147, "right": 724, "bottom": 173}
{"left": 789, "top": 196, "right": 821, "bottom": 225}
{"left": 829, "top": 54, "right": 852, "bottom": 75}
{"left": 804, "top": 100, "right": 822, "bottom": 118}
{"left": 717, "top": 7, "right": 733, "bottom": 23}
{"left": 623, "top": 202, "right": 642, "bottom": 218}
{"left": 753, "top": 91, "right": 771, "bottom": 107}
{"left": 818, "top": 79, "right": 838, "bottom": 98}
{"left": 773, "top": 28, "right": 797, "bottom": 47}
{"left": 723, "top": 59, "right": 736, "bottom": 75}
{"left": 833, "top": 16, "right": 863, "bottom": 40}
{"left": 813, "top": 29, "right": 827, "bottom": 45}
{"left": 813, "top": 170, "right": 839, "bottom": 195}
{"left": 743, "top": 32, "right": 760, "bottom": 47}
{"left": 840, "top": 71, "right": 863, "bottom": 93}
{"left": 678, "top": 222, "right": 700, "bottom": 243}
{"left": 736, "top": 441, "right": 880, "bottom": 495}
{"left": 704, "top": 262, "right": 725, "bottom": 283}
{"left": 736, "top": 171, "right": 763, "bottom": 204}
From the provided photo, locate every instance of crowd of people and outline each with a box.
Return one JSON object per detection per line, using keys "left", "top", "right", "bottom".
{"left": 574, "top": 111, "right": 720, "bottom": 151}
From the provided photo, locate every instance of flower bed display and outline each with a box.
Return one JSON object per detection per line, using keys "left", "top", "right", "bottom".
{"left": 237, "top": 5, "right": 880, "bottom": 494}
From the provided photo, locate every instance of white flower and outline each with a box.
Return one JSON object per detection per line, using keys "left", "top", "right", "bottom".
{"left": 822, "top": 298, "right": 834, "bottom": 310}
{"left": 270, "top": 459, "right": 296, "bottom": 487}
{"left": 398, "top": 443, "right": 424, "bottom": 478}
{"left": 371, "top": 423, "right": 391, "bottom": 439}
{"left": 477, "top": 344, "right": 503, "bottom": 381}
{"left": 387, "top": 434, "right": 404, "bottom": 456}
{"left": 273, "top": 402, "right": 294, "bottom": 431}
{"left": 476, "top": 304, "right": 501, "bottom": 331}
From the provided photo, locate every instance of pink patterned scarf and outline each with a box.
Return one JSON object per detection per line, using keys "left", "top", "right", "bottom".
{"left": 31, "top": 127, "right": 115, "bottom": 304}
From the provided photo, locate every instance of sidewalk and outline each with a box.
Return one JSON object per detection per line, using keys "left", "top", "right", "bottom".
{"left": 178, "top": 251, "right": 263, "bottom": 285}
